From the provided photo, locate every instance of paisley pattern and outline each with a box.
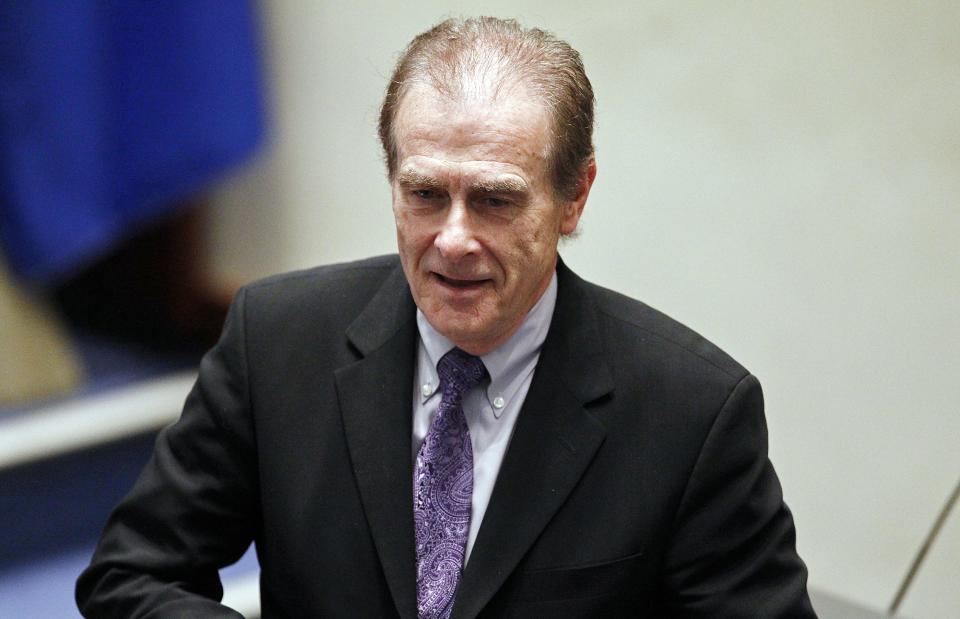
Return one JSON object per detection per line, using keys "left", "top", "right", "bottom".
{"left": 414, "top": 348, "right": 486, "bottom": 619}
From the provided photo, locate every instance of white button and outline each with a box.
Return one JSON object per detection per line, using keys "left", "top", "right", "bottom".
{"left": 421, "top": 383, "right": 433, "bottom": 397}
{"left": 493, "top": 396, "right": 505, "bottom": 409}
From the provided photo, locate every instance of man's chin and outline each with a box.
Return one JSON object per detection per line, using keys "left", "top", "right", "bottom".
{"left": 423, "top": 310, "right": 495, "bottom": 349}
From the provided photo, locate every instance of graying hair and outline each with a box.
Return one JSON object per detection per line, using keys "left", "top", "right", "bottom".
{"left": 378, "top": 16, "right": 595, "bottom": 201}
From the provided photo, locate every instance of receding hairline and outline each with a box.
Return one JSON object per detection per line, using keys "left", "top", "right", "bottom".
{"left": 398, "top": 29, "right": 546, "bottom": 105}
{"left": 379, "top": 17, "right": 595, "bottom": 200}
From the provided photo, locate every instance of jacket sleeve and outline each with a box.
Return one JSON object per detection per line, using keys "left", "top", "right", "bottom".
{"left": 76, "top": 289, "right": 259, "bottom": 618}
{"left": 661, "top": 374, "right": 818, "bottom": 618}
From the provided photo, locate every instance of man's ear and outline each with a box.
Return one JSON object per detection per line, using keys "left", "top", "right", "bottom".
{"left": 559, "top": 158, "right": 597, "bottom": 236}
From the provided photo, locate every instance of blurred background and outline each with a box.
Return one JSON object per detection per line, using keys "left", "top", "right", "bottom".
{"left": 1, "top": 1, "right": 957, "bottom": 617}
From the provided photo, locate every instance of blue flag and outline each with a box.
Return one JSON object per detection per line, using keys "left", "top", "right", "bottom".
{"left": 0, "top": 2, "right": 267, "bottom": 284}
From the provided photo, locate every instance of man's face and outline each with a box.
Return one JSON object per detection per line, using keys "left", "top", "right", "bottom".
{"left": 391, "top": 84, "right": 588, "bottom": 355}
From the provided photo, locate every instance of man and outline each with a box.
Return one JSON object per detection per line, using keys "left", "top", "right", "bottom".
{"left": 78, "top": 17, "right": 816, "bottom": 618}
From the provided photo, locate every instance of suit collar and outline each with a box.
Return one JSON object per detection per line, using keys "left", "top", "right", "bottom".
{"left": 540, "top": 257, "right": 614, "bottom": 403}
{"left": 344, "top": 263, "right": 416, "bottom": 356}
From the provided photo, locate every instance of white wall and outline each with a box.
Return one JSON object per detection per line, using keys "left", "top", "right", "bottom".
{"left": 210, "top": 2, "right": 960, "bottom": 615}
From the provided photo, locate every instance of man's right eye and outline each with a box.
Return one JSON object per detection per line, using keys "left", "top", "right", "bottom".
{"left": 412, "top": 189, "right": 441, "bottom": 200}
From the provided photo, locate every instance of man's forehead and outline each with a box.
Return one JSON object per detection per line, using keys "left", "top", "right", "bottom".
{"left": 396, "top": 83, "right": 550, "bottom": 133}
{"left": 394, "top": 98, "right": 550, "bottom": 169}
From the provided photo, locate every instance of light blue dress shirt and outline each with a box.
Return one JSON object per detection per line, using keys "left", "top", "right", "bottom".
{"left": 412, "top": 271, "right": 558, "bottom": 564}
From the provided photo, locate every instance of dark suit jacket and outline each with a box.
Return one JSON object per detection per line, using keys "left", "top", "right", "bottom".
{"left": 77, "top": 255, "right": 815, "bottom": 618}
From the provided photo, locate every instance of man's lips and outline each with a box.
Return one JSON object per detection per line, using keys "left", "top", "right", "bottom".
{"left": 432, "top": 272, "right": 491, "bottom": 289}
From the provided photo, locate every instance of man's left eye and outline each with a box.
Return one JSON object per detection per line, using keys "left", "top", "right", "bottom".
{"left": 412, "top": 189, "right": 440, "bottom": 200}
{"left": 478, "top": 197, "right": 509, "bottom": 208}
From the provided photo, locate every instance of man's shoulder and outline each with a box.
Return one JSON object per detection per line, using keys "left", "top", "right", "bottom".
{"left": 239, "top": 254, "right": 402, "bottom": 320}
{"left": 243, "top": 254, "right": 399, "bottom": 299}
{"left": 577, "top": 275, "right": 749, "bottom": 382}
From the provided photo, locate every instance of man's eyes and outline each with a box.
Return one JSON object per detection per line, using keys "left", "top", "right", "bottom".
{"left": 408, "top": 190, "right": 512, "bottom": 209}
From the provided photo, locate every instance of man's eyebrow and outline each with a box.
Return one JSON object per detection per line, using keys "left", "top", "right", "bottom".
{"left": 470, "top": 177, "right": 528, "bottom": 195}
{"left": 395, "top": 170, "right": 442, "bottom": 188}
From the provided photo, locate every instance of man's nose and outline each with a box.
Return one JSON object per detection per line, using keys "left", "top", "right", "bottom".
{"left": 434, "top": 201, "right": 481, "bottom": 259}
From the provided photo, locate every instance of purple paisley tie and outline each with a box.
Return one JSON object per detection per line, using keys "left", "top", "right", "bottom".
{"left": 414, "top": 347, "right": 487, "bottom": 619}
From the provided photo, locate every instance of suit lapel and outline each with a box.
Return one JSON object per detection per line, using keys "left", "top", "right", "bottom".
{"left": 336, "top": 264, "right": 419, "bottom": 619}
{"left": 452, "top": 260, "right": 615, "bottom": 619}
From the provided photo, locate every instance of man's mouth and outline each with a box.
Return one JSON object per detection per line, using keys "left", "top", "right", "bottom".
{"left": 433, "top": 273, "right": 488, "bottom": 288}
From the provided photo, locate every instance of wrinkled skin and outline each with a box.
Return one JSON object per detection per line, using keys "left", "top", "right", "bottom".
{"left": 391, "top": 84, "right": 595, "bottom": 355}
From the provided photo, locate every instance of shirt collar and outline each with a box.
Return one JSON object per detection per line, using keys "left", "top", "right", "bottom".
{"left": 416, "top": 270, "right": 558, "bottom": 417}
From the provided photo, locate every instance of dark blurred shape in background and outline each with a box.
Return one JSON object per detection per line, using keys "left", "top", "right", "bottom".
{"left": 0, "top": 1, "right": 267, "bottom": 406}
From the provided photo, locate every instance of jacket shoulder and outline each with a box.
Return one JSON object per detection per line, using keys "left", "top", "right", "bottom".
{"left": 239, "top": 254, "right": 400, "bottom": 318}
{"left": 584, "top": 280, "right": 749, "bottom": 382}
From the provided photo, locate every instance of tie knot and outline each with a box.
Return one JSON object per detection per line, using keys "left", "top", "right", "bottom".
{"left": 437, "top": 347, "right": 487, "bottom": 402}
